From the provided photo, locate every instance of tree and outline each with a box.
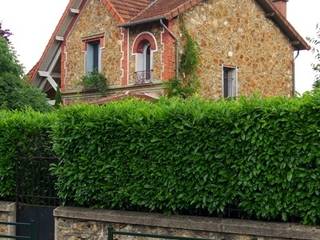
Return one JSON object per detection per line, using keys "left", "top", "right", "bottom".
{"left": 308, "top": 24, "right": 320, "bottom": 90}
{"left": 0, "top": 35, "right": 50, "bottom": 111}
{"left": 0, "top": 23, "right": 12, "bottom": 42}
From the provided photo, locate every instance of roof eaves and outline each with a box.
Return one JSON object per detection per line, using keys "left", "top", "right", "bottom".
{"left": 256, "top": 0, "right": 310, "bottom": 50}
{"left": 119, "top": 16, "right": 165, "bottom": 27}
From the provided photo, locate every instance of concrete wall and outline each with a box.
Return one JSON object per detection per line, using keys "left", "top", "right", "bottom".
{"left": 0, "top": 202, "right": 16, "bottom": 237}
{"left": 54, "top": 207, "right": 320, "bottom": 240}
{"left": 174, "top": 0, "right": 294, "bottom": 98}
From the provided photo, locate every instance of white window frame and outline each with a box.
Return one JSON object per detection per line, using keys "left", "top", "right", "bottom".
{"left": 222, "top": 65, "right": 238, "bottom": 98}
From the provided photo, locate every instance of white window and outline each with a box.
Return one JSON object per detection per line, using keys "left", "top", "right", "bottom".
{"left": 223, "top": 66, "right": 237, "bottom": 98}
{"left": 136, "top": 42, "right": 152, "bottom": 83}
{"left": 86, "top": 40, "right": 101, "bottom": 73}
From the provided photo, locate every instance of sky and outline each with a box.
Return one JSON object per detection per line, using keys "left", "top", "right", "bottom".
{"left": 0, "top": 0, "right": 319, "bottom": 93}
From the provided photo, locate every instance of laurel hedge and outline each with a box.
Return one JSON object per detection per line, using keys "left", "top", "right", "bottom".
{"left": 0, "top": 110, "right": 56, "bottom": 200}
{"left": 50, "top": 92, "right": 320, "bottom": 224}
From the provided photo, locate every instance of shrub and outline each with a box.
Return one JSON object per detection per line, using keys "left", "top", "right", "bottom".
{"left": 0, "top": 110, "right": 56, "bottom": 200}
{"left": 51, "top": 93, "right": 320, "bottom": 224}
{"left": 81, "top": 71, "right": 108, "bottom": 95}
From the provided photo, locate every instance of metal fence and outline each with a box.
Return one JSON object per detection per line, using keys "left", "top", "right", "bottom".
{"left": 16, "top": 156, "right": 60, "bottom": 207}
{"left": 0, "top": 221, "right": 36, "bottom": 240}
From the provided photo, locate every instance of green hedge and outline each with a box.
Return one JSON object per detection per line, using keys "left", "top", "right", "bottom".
{"left": 51, "top": 93, "right": 320, "bottom": 224}
{"left": 0, "top": 110, "right": 56, "bottom": 199}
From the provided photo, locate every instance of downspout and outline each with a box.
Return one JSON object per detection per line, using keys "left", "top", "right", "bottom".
{"left": 293, "top": 50, "right": 300, "bottom": 96}
{"left": 160, "top": 19, "right": 179, "bottom": 79}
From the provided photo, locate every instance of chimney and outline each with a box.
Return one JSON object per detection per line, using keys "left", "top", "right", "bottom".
{"left": 272, "top": 0, "right": 288, "bottom": 17}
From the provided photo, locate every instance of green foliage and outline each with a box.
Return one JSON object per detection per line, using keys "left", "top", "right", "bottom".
{"left": 81, "top": 70, "right": 108, "bottom": 95}
{"left": 51, "top": 93, "right": 320, "bottom": 224}
{"left": 308, "top": 24, "right": 320, "bottom": 89}
{"left": 0, "top": 23, "right": 12, "bottom": 42}
{"left": 166, "top": 21, "right": 200, "bottom": 98}
{"left": 180, "top": 31, "right": 199, "bottom": 77}
{"left": 0, "top": 110, "right": 56, "bottom": 200}
{"left": 0, "top": 37, "right": 22, "bottom": 76}
{"left": 166, "top": 77, "right": 198, "bottom": 98}
{"left": 55, "top": 87, "right": 63, "bottom": 108}
{"left": 0, "top": 37, "right": 50, "bottom": 111}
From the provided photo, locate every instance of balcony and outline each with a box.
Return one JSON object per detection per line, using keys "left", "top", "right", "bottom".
{"left": 135, "top": 71, "right": 153, "bottom": 85}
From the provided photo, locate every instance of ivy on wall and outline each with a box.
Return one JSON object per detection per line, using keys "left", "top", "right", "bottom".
{"left": 166, "top": 19, "right": 200, "bottom": 98}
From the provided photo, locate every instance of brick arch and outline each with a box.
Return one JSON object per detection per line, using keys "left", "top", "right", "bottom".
{"left": 132, "top": 32, "right": 157, "bottom": 54}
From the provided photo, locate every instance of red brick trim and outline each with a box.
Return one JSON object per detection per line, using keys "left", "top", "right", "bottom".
{"left": 120, "top": 28, "right": 129, "bottom": 86}
{"left": 82, "top": 34, "right": 105, "bottom": 51}
{"left": 162, "top": 20, "right": 176, "bottom": 81}
{"left": 132, "top": 32, "right": 157, "bottom": 54}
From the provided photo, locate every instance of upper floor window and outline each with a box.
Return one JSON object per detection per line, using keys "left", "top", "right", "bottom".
{"left": 223, "top": 66, "right": 238, "bottom": 98}
{"left": 132, "top": 32, "right": 157, "bottom": 84}
{"left": 136, "top": 41, "right": 152, "bottom": 84}
{"left": 86, "top": 40, "right": 101, "bottom": 73}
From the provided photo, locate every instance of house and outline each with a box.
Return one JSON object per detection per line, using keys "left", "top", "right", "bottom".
{"left": 28, "top": 0, "right": 309, "bottom": 104}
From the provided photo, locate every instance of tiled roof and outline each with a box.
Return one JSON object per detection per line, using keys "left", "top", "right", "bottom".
{"left": 130, "top": 0, "right": 202, "bottom": 23}
{"left": 119, "top": 0, "right": 309, "bottom": 50}
{"left": 109, "top": 0, "right": 150, "bottom": 21}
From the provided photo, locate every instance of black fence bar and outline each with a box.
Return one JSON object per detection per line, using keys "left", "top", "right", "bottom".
{"left": 0, "top": 222, "right": 32, "bottom": 226}
{"left": 0, "top": 235, "right": 31, "bottom": 239}
{"left": 0, "top": 221, "right": 36, "bottom": 240}
{"left": 108, "top": 226, "right": 213, "bottom": 240}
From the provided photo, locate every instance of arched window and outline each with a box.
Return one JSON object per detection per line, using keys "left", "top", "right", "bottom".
{"left": 133, "top": 33, "right": 157, "bottom": 84}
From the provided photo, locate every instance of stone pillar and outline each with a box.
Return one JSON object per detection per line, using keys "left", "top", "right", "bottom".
{"left": 0, "top": 202, "right": 16, "bottom": 237}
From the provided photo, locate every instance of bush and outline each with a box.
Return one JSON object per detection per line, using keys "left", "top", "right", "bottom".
{"left": 51, "top": 93, "right": 320, "bottom": 224}
{"left": 0, "top": 110, "right": 56, "bottom": 200}
{"left": 81, "top": 71, "right": 108, "bottom": 95}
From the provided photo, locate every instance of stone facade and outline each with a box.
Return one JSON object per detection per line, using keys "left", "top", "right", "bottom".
{"left": 63, "top": 0, "right": 123, "bottom": 91}
{"left": 54, "top": 207, "right": 320, "bottom": 240}
{"left": 173, "top": 0, "right": 294, "bottom": 98}
{"left": 0, "top": 202, "right": 16, "bottom": 237}
{"left": 61, "top": 0, "right": 296, "bottom": 101}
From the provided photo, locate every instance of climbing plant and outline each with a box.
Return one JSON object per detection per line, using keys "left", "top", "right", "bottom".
{"left": 166, "top": 19, "right": 200, "bottom": 98}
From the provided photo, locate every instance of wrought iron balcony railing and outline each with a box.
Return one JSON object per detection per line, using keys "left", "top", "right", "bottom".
{"left": 135, "top": 71, "right": 153, "bottom": 85}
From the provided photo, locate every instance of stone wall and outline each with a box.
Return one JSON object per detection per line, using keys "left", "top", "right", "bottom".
{"left": 174, "top": 0, "right": 294, "bottom": 98}
{"left": 54, "top": 207, "right": 320, "bottom": 240}
{"left": 0, "top": 202, "right": 16, "bottom": 237}
{"left": 63, "top": 0, "right": 122, "bottom": 91}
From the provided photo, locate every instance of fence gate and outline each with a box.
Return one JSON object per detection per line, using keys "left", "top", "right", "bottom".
{"left": 16, "top": 156, "right": 59, "bottom": 240}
